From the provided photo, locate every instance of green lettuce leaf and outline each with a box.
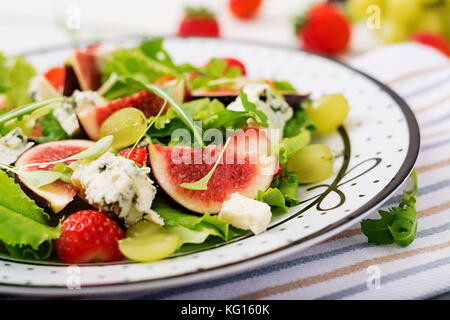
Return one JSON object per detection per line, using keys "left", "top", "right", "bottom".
{"left": 271, "top": 171, "right": 300, "bottom": 206}
{"left": 274, "top": 130, "right": 311, "bottom": 164}
{"left": 256, "top": 188, "right": 287, "bottom": 213}
{"left": 0, "top": 53, "right": 35, "bottom": 109}
{"left": 153, "top": 201, "right": 245, "bottom": 248}
{"left": 188, "top": 58, "right": 242, "bottom": 91}
{"left": 283, "top": 105, "right": 316, "bottom": 138}
{"left": 0, "top": 170, "right": 60, "bottom": 257}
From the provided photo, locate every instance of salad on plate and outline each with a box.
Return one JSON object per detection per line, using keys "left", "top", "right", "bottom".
{"left": 0, "top": 38, "right": 349, "bottom": 264}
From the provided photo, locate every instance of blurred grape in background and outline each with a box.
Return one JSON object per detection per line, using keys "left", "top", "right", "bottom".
{"left": 0, "top": 0, "right": 448, "bottom": 58}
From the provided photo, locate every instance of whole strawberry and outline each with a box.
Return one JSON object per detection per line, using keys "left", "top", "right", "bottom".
{"left": 411, "top": 32, "right": 450, "bottom": 57}
{"left": 229, "top": 0, "right": 262, "bottom": 20}
{"left": 295, "top": 2, "right": 351, "bottom": 55}
{"left": 55, "top": 210, "right": 124, "bottom": 264}
{"left": 177, "top": 7, "right": 220, "bottom": 38}
{"left": 118, "top": 148, "right": 148, "bottom": 167}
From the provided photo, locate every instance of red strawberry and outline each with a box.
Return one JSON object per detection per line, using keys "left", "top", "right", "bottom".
{"left": 44, "top": 66, "right": 65, "bottom": 92}
{"left": 177, "top": 7, "right": 220, "bottom": 38}
{"left": 54, "top": 210, "right": 124, "bottom": 264}
{"left": 118, "top": 148, "right": 148, "bottom": 166}
{"left": 411, "top": 32, "right": 450, "bottom": 57}
{"left": 204, "top": 57, "right": 247, "bottom": 75}
{"left": 295, "top": 2, "right": 351, "bottom": 55}
{"left": 222, "top": 58, "right": 247, "bottom": 75}
{"left": 229, "top": 0, "right": 262, "bottom": 19}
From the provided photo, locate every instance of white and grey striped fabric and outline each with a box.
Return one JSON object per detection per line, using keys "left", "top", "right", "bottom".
{"left": 125, "top": 43, "right": 450, "bottom": 300}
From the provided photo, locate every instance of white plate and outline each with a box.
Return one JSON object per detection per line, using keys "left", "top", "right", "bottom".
{"left": 0, "top": 37, "right": 420, "bottom": 297}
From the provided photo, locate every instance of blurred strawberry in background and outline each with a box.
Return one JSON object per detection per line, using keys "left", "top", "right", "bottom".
{"left": 229, "top": 0, "right": 263, "bottom": 19}
{"left": 294, "top": 2, "right": 351, "bottom": 55}
{"left": 411, "top": 32, "right": 450, "bottom": 57}
{"left": 177, "top": 7, "right": 220, "bottom": 37}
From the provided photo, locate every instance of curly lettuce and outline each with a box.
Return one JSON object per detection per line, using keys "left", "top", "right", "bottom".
{"left": 0, "top": 52, "right": 35, "bottom": 110}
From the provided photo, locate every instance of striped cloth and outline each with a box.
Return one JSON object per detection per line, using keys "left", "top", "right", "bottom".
{"left": 128, "top": 42, "right": 450, "bottom": 300}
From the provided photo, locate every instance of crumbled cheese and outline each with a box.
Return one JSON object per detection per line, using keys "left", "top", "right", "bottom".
{"left": 218, "top": 193, "right": 272, "bottom": 235}
{"left": 53, "top": 90, "right": 107, "bottom": 136}
{"left": 28, "top": 75, "right": 61, "bottom": 101}
{"left": 0, "top": 128, "right": 34, "bottom": 165}
{"left": 71, "top": 152, "right": 161, "bottom": 227}
{"left": 227, "top": 83, "right": 293, "bottom": 142}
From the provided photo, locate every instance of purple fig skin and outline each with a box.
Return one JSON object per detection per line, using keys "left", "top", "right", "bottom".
{"left": 15, "top": 174, "right": 53, "bottom": 214}
{"left": 189, "top": 91, "right": 310, "bottom": 109}
{"left": 63, "top": 64, "right": 81, "bottom": 97}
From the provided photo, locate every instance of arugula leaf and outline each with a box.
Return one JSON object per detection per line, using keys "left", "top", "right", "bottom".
{"left": 125, "top": 77, "right": 204, "bottom": 147}
{"left": 361, "top": 169, "right": 418, "bottom": 246}
{"left": 0, "top": 53, "right": 36, "bottom": 109}
{"left": 188, "top": 58, "right": 242, "bottom": 91}
{"left": 180, "top": 137, "right": 232, "bottom": 190}
{"left": 239, "top": 89, "right": 268, "bottom": 127}
{"left": 0, "top": 98, "right": 63, "bottom": 136}
{"left": 36, "top": 112, "right": 69, "bottom": 143}
{"left": 0, "top": 163, "right": 72, "bottom": 189}
{"left": 23, "top": 135, "right": 114, "bottom": 169}
{"left": 0, "top": 170, "right": 60, "bottom": 258}
{"left": 283, "top": 103, "right": 316, "bottom": 138}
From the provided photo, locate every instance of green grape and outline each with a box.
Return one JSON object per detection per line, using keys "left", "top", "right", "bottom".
{"left": 125, "top": 220, "right": 166, "bottom": 238}
{"left": 286, "top": 144, "right": 334, "bottom": 184}
{"left": 386, "top": 0, "right": 421, "bottom": 25}
{"left": 99, "top": 107, "right": 147, "bottom": 150}
{"left": 347, "top": 0, "right": 385, "bottom": 21}
{"left": 446, "top": 1, "right": 450, "bottom": 40}
{"left": 118, "top": 233, "right": 179, "bottom": 262}
{"left": 306, "top": 94, "right": 349, "bottom": 134}
{"left": 380, "top": 19, "right": 410, "bottom": 43}
{"left": 413, "top": 7, "right": 446, "bottom": 35}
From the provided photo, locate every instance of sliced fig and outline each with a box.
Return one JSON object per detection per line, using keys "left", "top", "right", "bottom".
{"left": 189, "top": 89, "right": 310, "bottom": 109}
{"left": 15, "top": 140, "right": 94, "bottom": 214}
{"left": 148, "top": 129, "right": 276, "bottom": 214}
{"left": 70, "top": 49, "right": 102, "bottom": 91}
{"left": 78, "top": 79, "right": 186, "bottom": 141}
{"left": 62, "top": 64, "right": 81, "bottom": 97}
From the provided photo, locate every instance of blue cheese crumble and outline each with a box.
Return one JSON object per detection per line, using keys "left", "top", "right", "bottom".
{"left": 0, "top": 128, "right": 34, "bottom": 165}
{"left": 71, "top": 152, "right": 162, "bottom": 227}
{"left": 227, "top": 83, "right": 293, "bottom": 142}
{"left": 53, "top": 90, "right": 106, "bottom": 136}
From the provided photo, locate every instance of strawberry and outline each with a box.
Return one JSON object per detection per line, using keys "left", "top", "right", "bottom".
{"left": 295, "top": 2, "right": 351, "bottom": 55}
{"left": 222, "top": 58, "right": 247, "bottom": 75}
{"left": 229, "top": 0, "right": 262, "bottom": 19}
{"left": 204, "top": 57, "right": 247, "bottom": 75}
{"left": 118, "top": 148, "right": 148, "bottom": 166}
{"left": 177, "top": 7, "right": 220, "bottom": 38}
{"left": 411, "top": 32, "right": 450, "bottom": 57}
{"left": 54, "top": 210, "right": 124, "bottom": 264}
{"left": 44, "top": 66, "right": 65, "bottom": 92}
